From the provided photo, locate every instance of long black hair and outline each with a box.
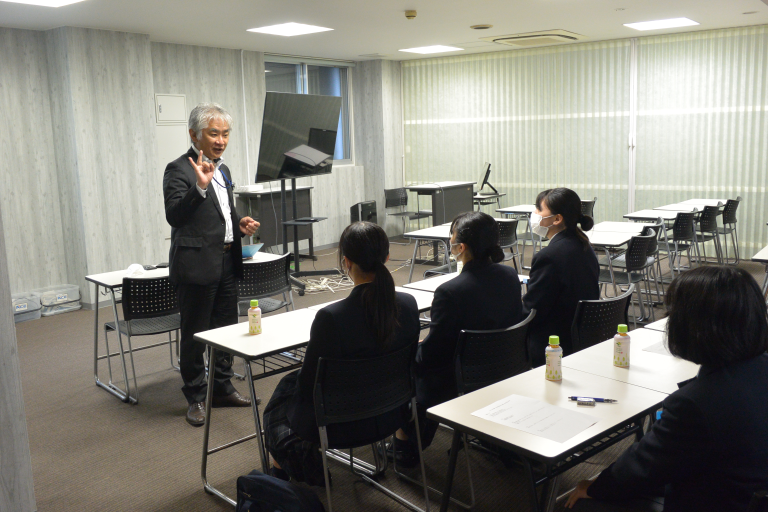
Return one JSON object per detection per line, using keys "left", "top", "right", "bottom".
{"left": 450, "top": 211, "right": 505, "bottom": 263}
{"left": 338, "top": 222, "right": 399, "bottom": 346}
{"left": 665, "top": 266, "right": 768, "bottom": 367}
{"left": 535, "top": 188, "right": 594, "bottom": 251}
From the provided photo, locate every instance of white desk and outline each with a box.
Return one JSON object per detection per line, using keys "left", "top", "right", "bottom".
{"left": 644, "top": 317, "right": 668, "bottom": 332}
{"left": 653, "top": 204, "right": 700, "bottom": 212}
{"left": 497, "top": 204, "right": 536, "bottom": 215}
{"left": 497, "top": 205, "right": 542, "bottom": 270}
{"left": 402, "top": 225, "right": 453, "bottom": 283}
{"left": 562, "top": 328, "right": 699, "bottom": 395}
{"left": 307, "top": 287, "right": 436, "bottom": 313}
{"left": 402, "top": 272, "right": 459, "bottom": 293}
{"left": 586, "top": 231, "right": 633, "bottom": 295}
{"left": 194, "top": 308, "right": 317, "bottom": 506}
{"left": 591, "top": 221, "right": 650, "bottom": 234}
{"left": 752, "top": 245, "right": 768, "bottom": 296}
{"left": 623, "top": 209, "right": 680, "bottom": 222}
{"left": 679, "top": 198, "right": 727, "bottom": 206}
{"left": 429, "top": 367, "right": 668, "bottom": 512}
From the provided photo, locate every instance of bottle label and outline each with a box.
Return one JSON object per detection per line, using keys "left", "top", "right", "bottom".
{"left": 545, "top": 349, "right": 562, "bottom": 381}
{"left": 614, "top": 335, "right": 630, "bottom": 368}
{"left": 248, "top": 309, "right": 262, "bottom": 335}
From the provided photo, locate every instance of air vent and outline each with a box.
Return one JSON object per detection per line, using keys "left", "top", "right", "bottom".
{"left": 480, "top": 29, "right": 587, "bottom": 48}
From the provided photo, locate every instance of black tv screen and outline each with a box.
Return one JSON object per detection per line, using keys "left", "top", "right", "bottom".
{"left": 255, "top": 92, "right": 342, "bottom": 183}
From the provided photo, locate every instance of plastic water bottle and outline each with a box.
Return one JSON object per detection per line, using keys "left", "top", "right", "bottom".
{"left": 545, "top": 335, "right": 562, "bottom": 381}
{"left": 248, "top": 299, "right": 262, "bottom": 335}
{"left": 614, "top": 324, "right": 630, "bottom": 368}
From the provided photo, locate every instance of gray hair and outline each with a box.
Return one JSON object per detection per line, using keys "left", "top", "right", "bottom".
{"left": 188, "top": 103, "right": 233, "bottom": 140}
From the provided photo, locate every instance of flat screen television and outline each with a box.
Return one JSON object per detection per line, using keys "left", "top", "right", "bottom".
{"left": 255, "top": 92, "right": 342, "bottom": 183}
{"left": 477, "top": 162, "right": 492, "bottom": 192}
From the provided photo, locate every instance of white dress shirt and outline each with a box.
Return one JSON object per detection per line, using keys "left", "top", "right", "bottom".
{"left": 191, "top": 145, "right": 234, "bottom": 243}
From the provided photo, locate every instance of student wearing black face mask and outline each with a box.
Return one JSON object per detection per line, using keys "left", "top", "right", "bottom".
{"left": 523, "top": 188, "right": 600, "bottom": 367}
{"left": 390, "top": 211, "right": 524, "bottom": 466}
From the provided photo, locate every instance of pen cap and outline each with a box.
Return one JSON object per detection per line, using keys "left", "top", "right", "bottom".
{"left": 617, "top": 324, "right": 628, "bottom": 333}
{"left": 549, "top": 335, "right": 560, "bottom": 346}
{"left": 250, "top": 300, "right": 259, "bottom": 308}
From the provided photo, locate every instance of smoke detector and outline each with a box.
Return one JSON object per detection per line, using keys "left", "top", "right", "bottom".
{"left": 480, "top": 29, "right": 587, "bottom": 48}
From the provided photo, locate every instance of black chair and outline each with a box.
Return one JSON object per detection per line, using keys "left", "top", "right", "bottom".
{"left": 748, "top": 490, "right": 768, "bottom": 512}
{"left": 668, "top": 211, "right": 699, "bottom": 274}
{"left": 236, "top": 253, "right": 295, "bottom": 317}
{"left": 385, "top": 187, "right": 432, "bottom": 238}
{"left": 718, "top": 197, "right": 741, "bottom": 265}
{"left": 571, "top": 285, "right": 633, "bottom": 353}
{"left": 314, "top": 343, "right": 430, "bottom": 512}
{"left": 497, "top": 218, "right": 521, "bottom": 272}
{"left": 598, "top": 234, "right": 654, "bottom": 326}
{"left": 695, "top": 205, "right": 724, "bottom": 264}
{"left": 103, "top": 276, "right": 180, "bottom": 404}
{"left": 581, "top": 197, "right": 597, "bottom": 219}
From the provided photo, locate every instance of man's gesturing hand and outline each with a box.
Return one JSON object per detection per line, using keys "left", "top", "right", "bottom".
{"left": 189, "top": 151, "right": 215, "bottom": 190}
{"left": 240, "top": 217, "right": 260, "bottom": 236}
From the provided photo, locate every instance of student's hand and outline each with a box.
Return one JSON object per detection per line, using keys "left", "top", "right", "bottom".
{"left": 189, "top": 151, "right": 215, "bottom": 190}
{"left": 565, "top": 479, "right": 594, "bottom": 508}
{"left": 240, "top": 217, "right": 260, "bottom": 236}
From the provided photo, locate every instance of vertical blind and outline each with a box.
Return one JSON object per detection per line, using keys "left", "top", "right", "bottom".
{"left": 402, "top": 25, "right": 768, "bottom": 257}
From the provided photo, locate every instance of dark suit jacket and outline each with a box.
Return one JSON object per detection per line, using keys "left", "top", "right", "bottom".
{"left": 522, "top": 229, "right": 599, "bottom": 365}
{"left": 589, "top": 354, "right": 768, "bottom": 512}
{"left": 287, "top": 285, "right": 421, "bottom": 445}
{"left": 416, "top": 260, "right": 523, "bottom": 408}
{"left": 163, "top": 147, "right": 243, "bottom": 286}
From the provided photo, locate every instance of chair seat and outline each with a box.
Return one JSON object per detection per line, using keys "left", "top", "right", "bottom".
{"left": 598, "top": 269, "right": 644, "bottom": 285}
{"left": 598, "top": 254, "right": 655, "bottom": 269}
{"left": 105, "top": 313, "right": 180, "bottom": 336}
{"left": 517, "top": 233, "right": 548, "bottom": 243}
{"left": 717, "top": 226, "right": 735, "bottom": 234}
{"left": 388, "top": 211, "right": 431, "bottom": 221}
{"left": 695, "top": 232, "right": 719, "bottom": 242}
{"left": 238, "top": 297, "right": 287, "bottom": 316}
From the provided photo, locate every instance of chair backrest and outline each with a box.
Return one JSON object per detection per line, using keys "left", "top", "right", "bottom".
{"left": 121, "top": 276, "right": 179, "bottom": 321}
{"left": 314, "top": 342, "right": 416, "bottom": 433}
{"left": 641, "top": 223, "right": 660, "bottom": 256}
{"left": 384, "top": 188, "right": 408, "bottom": 209}
{"left": 581, "top": 197, "right": 597, "bottom": 218}
{"left": 454, "top": 310, "right": 536, "bottom": 396}
{"left": 570, "top": 285, "right": 633, "bottom": 353}
{"left": 748, "top": 490, "right": 768, "bottom": 512}
{"left": 672, "top": 211, "right": 696, "bottom": 242}
{"left": 623, "top": 234, "right": 654, "bottom": 271}
{"left": 237, "top": 253, "right": 292, "bottom": 301}
{"left": 722, "top": 198, "right": 741, "bottom": 225}
{"left": 497, "top": 218, "right": 519, "bottom": 248}
{"left": 698, "top": 205, "right": 720, "bottom": 232}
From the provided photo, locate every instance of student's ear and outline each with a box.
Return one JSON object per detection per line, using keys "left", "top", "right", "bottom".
{"left": 553, "top": 214, "right": 564, "bottom": 226}
{"left": 385, "top": 254, "right": 390, "bottom": 263}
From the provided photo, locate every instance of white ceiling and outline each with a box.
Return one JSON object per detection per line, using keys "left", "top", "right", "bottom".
{"left": 1, "top": 0, "right": 767, "bottom": 61}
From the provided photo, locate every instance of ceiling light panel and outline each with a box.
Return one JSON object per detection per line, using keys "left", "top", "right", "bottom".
{"left": 247, "top": 22, "right": 333, "bottom": 37}
{"left": 399, "top": 45, "right": 464, "bottom": 54}
{"left": 0, "top": 0, "right": 85, "bottom": 6}
{"left": 624, "top": 17, "right": 699, "bottom": 31}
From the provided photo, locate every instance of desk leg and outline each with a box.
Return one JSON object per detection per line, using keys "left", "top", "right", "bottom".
{"left": 408, "top": 241, "right": 420, "bottom": 283}
{"left": 93, "top": 283, "right": 100, "bottom": 387}
{"left": 201, "top": 349, "right": 235, "bottom": 504}
{"left": 441, "top": 240, "right": 451, "bottom": 272}
{"left": 244, "top": 362, "right": 269, "bottom": 473}
{"left": 439, "top": 430, "right": 461, "bottom": 512}
{"left": 762, "top": 265, "right": 768, "bottom": 302}
{"left": 522, "top": 458, "right": 543, "bottom": 512}
{"left": 605, "top": 247, "right": 619, "bottom": 297}
{"left": 542, "top": 474, "right": 561, "bottom": 512}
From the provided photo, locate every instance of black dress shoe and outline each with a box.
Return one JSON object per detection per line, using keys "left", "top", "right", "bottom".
{"left": 385, "top": 438, "right": 419, "bottom": 469}
{"left": 211, "top": 390, "right": 259, "bottom": 408}
{"left": 186, "top": 402, "right": 205, "bottom": 426}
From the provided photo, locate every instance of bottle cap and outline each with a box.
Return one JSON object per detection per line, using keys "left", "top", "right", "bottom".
{"left": 251, "top": 299, "right": 259, "bottom": 308}
{"left": 549, "top": 335, "right": 560, "bottom": 346}
{"left": 617, "top": 324, "right": 628, "bottom": 333}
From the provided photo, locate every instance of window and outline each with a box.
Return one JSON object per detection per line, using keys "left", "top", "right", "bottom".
{"left": 265, "top": 60, "right": 351, "bottom": 161}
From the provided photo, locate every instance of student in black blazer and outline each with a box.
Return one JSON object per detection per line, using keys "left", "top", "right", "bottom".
{"left": 263, "top": 222, "right": 420, "bottom": 485}
{"left": 163, "top": 103, "right": 260, "bottom": 426}
{"left": 566, "top": 266, "right": 768, "bottom": 512}
{"left": 523, "top": 188, "right": 599, "bottom": 366}
{"left": 393, "top": 212, "right": 524, "bottom": 464}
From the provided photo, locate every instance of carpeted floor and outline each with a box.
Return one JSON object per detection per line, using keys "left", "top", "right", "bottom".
{"left": 15, "top": 239, "right": 764, "bottom": 511}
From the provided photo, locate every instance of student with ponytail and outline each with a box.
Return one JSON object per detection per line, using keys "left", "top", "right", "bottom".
{"left": 391, "top": 211, "right": 523, "bottom": 466}
{"left": 263, "top": 222, "right": 420, "bottom": 485}
{"left": 523, "top": 188, "right": 600, "bottom": 367}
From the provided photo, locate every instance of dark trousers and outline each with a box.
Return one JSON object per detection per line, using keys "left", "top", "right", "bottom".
{"left": 176, "top": 252, "right": 238, "bottom": 404}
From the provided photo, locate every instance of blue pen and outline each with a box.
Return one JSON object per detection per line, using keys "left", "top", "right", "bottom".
{"left": 568, "top": 396, "right": 618, "bottom": 403}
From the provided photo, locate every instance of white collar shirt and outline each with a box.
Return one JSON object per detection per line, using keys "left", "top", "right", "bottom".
{"left": 191, "top": 145, "right": 234, "bottom": 243}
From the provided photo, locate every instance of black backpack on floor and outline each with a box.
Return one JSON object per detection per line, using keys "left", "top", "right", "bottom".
{"left": 236, "top": 470, "right": 325, "bottom": 512}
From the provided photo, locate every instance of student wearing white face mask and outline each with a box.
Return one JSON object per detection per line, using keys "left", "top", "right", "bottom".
{"left": 523, "top": 188, "right": 600, "bottom": 367}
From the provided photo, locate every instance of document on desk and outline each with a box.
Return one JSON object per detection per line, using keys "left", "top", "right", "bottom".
{"left": 642, "top": 341, "right": 672, "bottom": 356}
{"left": 472, "top": 394, "right": 598, "bottom": 443}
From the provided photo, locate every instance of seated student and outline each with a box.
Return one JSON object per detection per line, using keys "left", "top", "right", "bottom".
{"left": 392, "top": 211, "right": 523, "bottom": 465}
{"left": 566, "top": 266, "right": 768, "bottom": 512}
{"left": 263, "top": 222, "right": 420, "bottom": 485}
{"left": 523, "top": 188, "right": 599, "bottom": 366}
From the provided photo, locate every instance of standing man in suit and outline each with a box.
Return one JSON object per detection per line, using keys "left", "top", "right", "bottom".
{"left": 163, "top": 103, "right": 260, "bottom": 426}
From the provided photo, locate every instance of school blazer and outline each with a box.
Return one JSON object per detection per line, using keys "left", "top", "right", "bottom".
{"left": 588, "top": 354, "right": 768, "bottom": 512}
{"left": 522, "top": 230, "right": 599, "bottom": 364}
{"left": 287, "top": 284, "right": 421, "bottom": 445}
{"left": 416, "top": 259, "right": 523, "bottom": 408}
{"left": 163, "top": 147, "right": 243, "bottom": 286}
